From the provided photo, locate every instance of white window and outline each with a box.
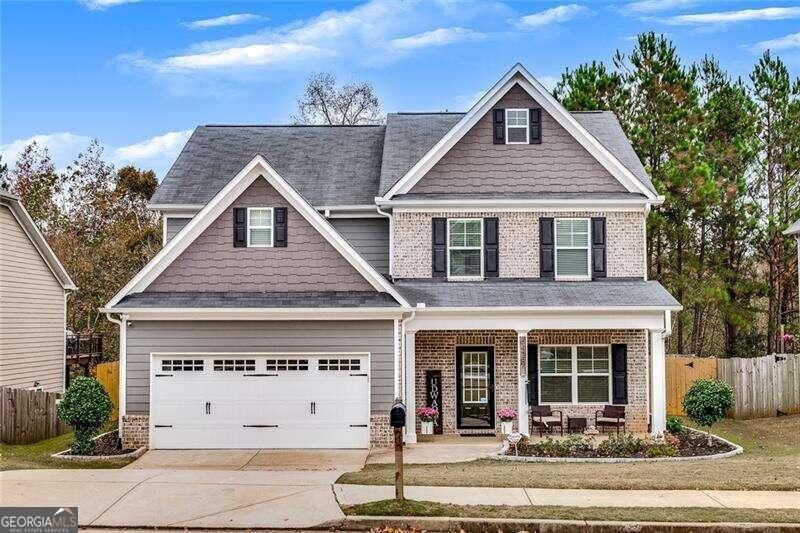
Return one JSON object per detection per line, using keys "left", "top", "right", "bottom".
{"left": 448, "top": 219, "right": 483, "bottom": 278}
{"left": 539, "top": 345, "right": 611, "bottom": 404}
{"left": 505, "top": 109, "right": 529, "bottom": 144}
{"left": 555, "top": 218, "right": 590, "bottom": 279}
{"left": 247, "top": 207, "right": 273, "bottom": 247}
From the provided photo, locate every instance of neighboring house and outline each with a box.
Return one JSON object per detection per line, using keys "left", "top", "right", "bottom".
{"left": 0, "top": 189, "right": 76, "bottom": 392}
{"left": 786, "top": 219, "right": 800, "bottom": 316}
{"left": 103, "top": 64, "right": 680, "bottom": 450}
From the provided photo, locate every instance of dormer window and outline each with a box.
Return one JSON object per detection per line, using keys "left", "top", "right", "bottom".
{"left": 505, "top": 109, "right": 529, "bottom": 144}
{"left": 247, "top": 207, "right": 274, "bottom": 247}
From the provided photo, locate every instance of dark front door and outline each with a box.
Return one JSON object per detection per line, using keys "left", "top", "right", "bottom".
{"left": 456, "top": 346, "right": 495, "bottom": 430}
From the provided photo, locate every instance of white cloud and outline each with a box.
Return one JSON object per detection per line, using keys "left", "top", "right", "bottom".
{"left": 623, "top": 0, "right": 696, "bottom": 14}
{"left": 753, "top": 32, "right": 800, "bottom": 52}
{"left": 664, "top": 6, "right": 800, "bottom": 25}
{"left": 162, "top": 43, "right": 333, "bottom": 71}
{"left": 184, "top": 14, "right": 265, "bottom": 30}
{"left": 514, "top": 4, "right": 593, "bottom": 29}
{"left": 112, "top": 130, "right": 192, "bottom": 163}
{"left": 389, "top": 27, "right": 485, "bottom": 51}
{"left": 79, "top": 0, "right": 137, "bottom": 10}
{"left": 0, "top": 133, "right": 92, "bottom": 173}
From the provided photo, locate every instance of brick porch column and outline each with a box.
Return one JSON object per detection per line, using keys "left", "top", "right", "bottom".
{"left": 650, "top": 329, "right": 666, "bottom": 435}
{"left": 404, "top": 330, "right": 417, "bottom": 444}
{"left": 516, "top": 330, "right": 530, "bottom": 435}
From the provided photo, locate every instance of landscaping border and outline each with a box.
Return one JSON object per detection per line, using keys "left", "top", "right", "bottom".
{"left": 50, "top": 430, "right": 146, "bottom": 462}
{"left": 488, "top": 428, "right": 743, "bottom": 463}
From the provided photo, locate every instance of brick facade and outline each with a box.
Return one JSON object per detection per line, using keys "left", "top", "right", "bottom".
{"left": 370, "top": 413, "right": 393, "bottom": 447}
{"left": 122, "top": 414, "right": 149, "bottom": 450}
{"left": 393, "top": 210, "right": 645, "bottom": 279}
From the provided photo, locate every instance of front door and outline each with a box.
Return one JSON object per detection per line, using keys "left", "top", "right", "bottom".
{"left": 455, "top": 347, "right": 495, "bottom": 430}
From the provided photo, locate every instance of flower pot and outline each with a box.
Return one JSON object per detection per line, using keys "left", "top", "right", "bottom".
{"left": 501, "top": 421, "right": 514, "bottom": 435}
{"left": 421, "top": 420, "right": 434, "bottom": 435}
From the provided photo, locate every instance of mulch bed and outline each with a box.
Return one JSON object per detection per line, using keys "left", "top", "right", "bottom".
{"left": 68, "top": 430, "right": 135, "bottom": 456}
{"left": 676, "top": 430, "right": 734, "bottom": 456}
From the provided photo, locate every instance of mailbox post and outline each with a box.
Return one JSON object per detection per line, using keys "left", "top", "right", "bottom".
{"left": 389, "top": 399, "right": 406, "bottom": 500}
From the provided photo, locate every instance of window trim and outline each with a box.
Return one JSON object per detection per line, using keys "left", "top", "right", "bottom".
{"left": 538, "top": 344, "right": 612, "bottom": 405}
{"left": 246, "top": 207, "right": 274, "bottom": 248}
{"left": 554, "top": 217, "right": 591, "bottom": 280}
{"left": 505, "top": 108, "right": 529, "bottom": 145}
{"left": 446, "top": 218, "right": 484, "bottom": 280}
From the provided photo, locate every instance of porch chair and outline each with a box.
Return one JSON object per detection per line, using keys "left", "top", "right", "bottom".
{"left": 530, "top": 405, "right": 564, "bottom": 437}
{"left": 595, "top": 405, "right": 626, "bottom": 434}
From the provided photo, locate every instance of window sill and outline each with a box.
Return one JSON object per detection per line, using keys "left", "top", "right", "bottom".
{"left": 555, "top": 276, "right": 592, "bottom": 282}
{"left": 447, "top": 276, "right": 484, "bottom": 282}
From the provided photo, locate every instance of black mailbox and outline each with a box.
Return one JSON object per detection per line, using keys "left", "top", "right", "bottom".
{"left": 390, "top": 400, "right": 406, "bottom": 428}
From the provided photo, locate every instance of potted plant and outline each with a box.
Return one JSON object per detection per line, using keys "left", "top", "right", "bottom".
{"left": 498, "top": 408, "right": 517, "bottom": 435}
{"left": 416, "top": 407, "right": 438, "bottom": 435}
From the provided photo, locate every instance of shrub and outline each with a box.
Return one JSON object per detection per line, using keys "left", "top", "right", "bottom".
{"left": 645, "top": 442, "right": 679, "bottom": 458}
{"left": 596, "top": 433, "right": 649, "bottom": 457}
{"left": 683, "top": 378, "right": 733, "bottom": 446}
{"left": 666, "top": 416, "right": 684, "bottom": 434}
{"left": 524, "top": 435, "right": 593, "bottom": 457}
{"left": 57, "top": 377, "right": 114, "bottom": 454}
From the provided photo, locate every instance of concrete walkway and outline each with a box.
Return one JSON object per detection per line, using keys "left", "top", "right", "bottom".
{"left": 335, "top": 484, "right": 800, "bottom": 510}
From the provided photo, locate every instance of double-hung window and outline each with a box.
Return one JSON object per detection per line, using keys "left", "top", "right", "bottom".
{"left": 539, "top": 345, "right": 611, "bottom": 404}
{"left": 505, "top": 109, "right": 529, "bottom": 144}
{"left": 555, "top": 218, "right": 590, "bottom": 278}
{"left": 247, "top": 207, "right": 273, "bottom": 247}
{"left": 448, "top": 219, "right": 483, "bottom": 278}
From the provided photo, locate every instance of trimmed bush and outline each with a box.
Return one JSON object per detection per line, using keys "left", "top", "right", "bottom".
{"left": 683, "top": 378, "right": 733, "bottom": 446}
{"left": 57, "top": 376, "right": 114, "bottom": 454}
{"left": 666, "top": 416, "right": 684, "bottom": 434}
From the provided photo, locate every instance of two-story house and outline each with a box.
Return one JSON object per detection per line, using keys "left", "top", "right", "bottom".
{"left": 103, "top": 64, "right": 680, "bottom": 450}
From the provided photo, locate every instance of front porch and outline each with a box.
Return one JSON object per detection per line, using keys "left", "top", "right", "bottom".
{"left": 401, "top": 324, "right": 668, "bottom": 443}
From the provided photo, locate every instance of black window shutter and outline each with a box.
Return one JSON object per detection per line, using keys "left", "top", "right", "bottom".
{"left": 233, "top": 207, "right": 247, "bottom": 247}
{"left": 274, "top": 207, "right": 287, "bottom": 247}
{"left": 492, "top": 109, "right": 505, "bottom": 144}
{"left": 611, "top": 344, "right": 628, "bottom": 405}
{"left": 539, "top": 217, "right": 554, "bottom": 279}
{"left": 432, "top": 218, "right": 447, "bottom": 277}
{"left": 529, "top": 108, "right": 541, "bottom": 144}
{"left": 484, "top": 217, "right": 499, "bottom": 278}
{"left": 591, "top": 217, "right": 606, "bottom": 279}
{"left": 527, "top": 344, "right": 538, "bottom": 406}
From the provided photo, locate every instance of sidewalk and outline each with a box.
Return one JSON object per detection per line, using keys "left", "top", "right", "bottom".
{"left": 335, "top": 484, "right": 800, "bottom": 509}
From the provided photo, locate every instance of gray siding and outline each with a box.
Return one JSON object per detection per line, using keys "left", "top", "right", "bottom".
{"left": 0, "top": 205, "right": 66, "bottom": 392}
{"left": 165, "top": 217, "right": 191, "bottom": 243}
{"left": 126, "top": 320, "right": 395, "bottom": 414}
{"left": 330, "top": 218, "right": 390, "bottom": 275}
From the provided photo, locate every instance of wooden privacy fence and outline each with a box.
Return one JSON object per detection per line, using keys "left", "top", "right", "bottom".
{"left": 0, "top": 387, "right": 69, "bottom": 444}
{"left": 717, "top": 354, "right": 800, "bottom": 419}
{"left": 94, "top": 360, "right": 119, "bottom": 421}
{"left": 666, "top": 356, "right": 718, "bottom": 416}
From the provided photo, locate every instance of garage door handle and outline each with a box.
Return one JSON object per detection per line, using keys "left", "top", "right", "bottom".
{"left": 243, "top": 373, "right": 279, "bottom": 377}
{"left": 205, "top": 402, "right": 211, "bottom": 414}
{"left": 243, "top": 424, "right": 278, "bottom": 428}
{"left": 350, "top": 424, "right": 368, "bottom": 428}
{"left": 155, "top": 424, "right": 172, "bottom": 428}
{"left": 155, "top": 374, "right": 173, "bottom": 377}
{"left": 350, "top": 373, "right": 368, "bottom": 377}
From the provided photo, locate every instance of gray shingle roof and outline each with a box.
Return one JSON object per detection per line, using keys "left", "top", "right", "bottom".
{"left": 149, "top": 125, "right": 386, "bottom": 207}
{"left": 393, "top": 279, "right": 680, "bottom": 309}
{"left": 784, "top": 219, "right": 800, "bottom": 236}
{"left": 392, "top": 192, "right": 648, "bottom": 201}
{"left": 114, "top": 291, "right": 400, "bottom": 308}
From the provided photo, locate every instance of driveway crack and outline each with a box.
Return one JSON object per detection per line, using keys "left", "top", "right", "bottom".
{"left": 701, "top": 490, "right": 729, "bottom": 508}
{"left": 88, "top": 471, "right": 167, "bottom": 525}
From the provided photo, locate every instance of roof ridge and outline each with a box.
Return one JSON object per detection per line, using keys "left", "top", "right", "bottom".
{"left": 392, "top": 112, "right": 465, "bottom": 116}
{"left": 202, "top": 124, "right": 384, "bottom": 128}
{"left": 569, "top": 110, "right": 607, "bottom": 114}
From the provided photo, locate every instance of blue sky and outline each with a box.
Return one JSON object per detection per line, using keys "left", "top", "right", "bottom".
{"left": 2, "top": 0, "right": 799, "bottom": 178}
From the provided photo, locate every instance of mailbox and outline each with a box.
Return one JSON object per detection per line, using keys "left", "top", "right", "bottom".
{"left": 390, "top": 400, "right": 406, "bottom": 428}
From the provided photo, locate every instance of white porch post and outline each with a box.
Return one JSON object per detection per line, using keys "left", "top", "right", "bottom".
{"left": 516, "top": 330, "right": 529, "bottom": 435}
{"left": 650, "top": 329, "right": 666, "bottom": 435}
{"left": 404, "top": 330, "right": 417, "bottom": 444}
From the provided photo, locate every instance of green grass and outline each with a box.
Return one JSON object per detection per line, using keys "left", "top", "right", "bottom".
{"left": 338, "top": 415, "right": 800, "bottom": 490}
{"left": 0, "top": 422, "right": 136, "bottom": 471}
{"left": 344, "top": 499, "right": 800, "bottom": 524}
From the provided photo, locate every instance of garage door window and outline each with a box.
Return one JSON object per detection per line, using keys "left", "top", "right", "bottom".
{"left": 318, "top": 358, "right": 361, "bottom": 371}
{"left": 265, "top": 358, "right": 309, "bottom": 371}
{"left": 161, "top": 359, "right": 204, "bottom": 372}
{"left": 213, "top": 359, "right": 256, "bottom": 372}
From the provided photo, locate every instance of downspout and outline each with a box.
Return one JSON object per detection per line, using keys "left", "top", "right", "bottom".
{"left": 398, "top": 307, "right": 417, "bottom": 402}
{"left": 376, "top": 206, "right": 394, "bottom": 278}
{"left": 105, "top": 313, "right": 129, "bottom": 434}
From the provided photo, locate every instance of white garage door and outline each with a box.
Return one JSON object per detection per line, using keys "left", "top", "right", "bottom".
{"left": 150, "top": 354, "right": 370, "bottom": 449}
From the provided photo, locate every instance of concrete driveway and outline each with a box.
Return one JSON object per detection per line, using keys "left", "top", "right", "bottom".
{"left": 1, "top": 450, "right": 367, "bottom": 529}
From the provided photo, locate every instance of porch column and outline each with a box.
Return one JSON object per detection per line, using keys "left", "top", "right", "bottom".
{"left": 650, "top": 329, "right": 666, "bottom": 435}
{"left": 404, "top": 331, "right": 417, "bottom": 444}
{"left": 516, "top": 330, "right": 530, "bottom": 435}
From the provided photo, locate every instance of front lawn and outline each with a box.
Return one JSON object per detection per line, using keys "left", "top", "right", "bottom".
{"left": 0, "top": 423, "right": 136, "bottom": 471}
{"left": 344, "top": 500, "right": 800, "bottom": 524}
{"left": 339, "top": 415, "right": 800, "bottom": 490}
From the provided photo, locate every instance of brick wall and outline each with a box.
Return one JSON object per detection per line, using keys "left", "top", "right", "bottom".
{"left": 393, "top": 210, "right": 645, "bottom": 279}
{"left": 122, "top": 414, "right": 149, "bottom": 450}
{"left": 370, "top": 413, "right": 393, "bottom": 447}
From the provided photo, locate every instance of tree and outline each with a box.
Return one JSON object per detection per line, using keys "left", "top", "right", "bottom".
{"left": 7, "top": 142, "right": 61, "bottom": 230}
{"left": 57, "top": 376, "right": 114, "bottom": 454}
{"left": 682, "top": 379, "right": 733, "bottom": 445}
{"left": 0, "top": 155, "right": 8, "bottom": 190}
{"left": 553, "top": 61, "right": 627, "bottom": 114}
{"left": 293, "top": 72, "right": 383, "bottom": 125}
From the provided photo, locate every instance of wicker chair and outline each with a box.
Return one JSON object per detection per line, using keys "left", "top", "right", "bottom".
{"left": 595, "top": 405, "right": 626, "bottom": 434}
{"left": 530, "top": 405, "right": 564, "bottom": 437}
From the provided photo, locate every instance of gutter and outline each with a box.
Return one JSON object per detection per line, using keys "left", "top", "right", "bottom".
{"left": 105, "top": 313, "right": 129, "bottom": 434}
{"left": 375, "top": 205, "right": 394, "bottom": 277}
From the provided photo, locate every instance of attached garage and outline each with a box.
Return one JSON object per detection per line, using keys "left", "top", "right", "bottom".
{"left": 150, "top": 353, "right": 370, "bottom": 449}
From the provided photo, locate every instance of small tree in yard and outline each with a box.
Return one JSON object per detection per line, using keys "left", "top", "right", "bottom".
{"left": 682, "top": 379, "right": 733, "bottom": 446}
{"left": 57, "top": 377, "right": 113, "bottom": 454}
